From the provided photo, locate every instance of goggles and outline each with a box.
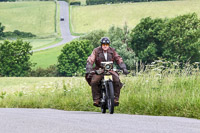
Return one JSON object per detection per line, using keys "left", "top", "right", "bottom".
{"left": 101, "top": 43, "right": 110, "bottom": 47}
{"left": 101, "top": 39, "right": 110, "bottom": 44}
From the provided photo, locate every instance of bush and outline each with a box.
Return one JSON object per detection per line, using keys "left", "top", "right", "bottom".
{"left": 30, "top": 65, "right": 59, "bottom": 77}
{"left": 130, "top": 13, "right": 200, "bottom": 63}
{"left": 0, "top": 39, "right": 34, "bottom": 76}
{"left": 57, "top": 40, "right": 93, "bottom": 76}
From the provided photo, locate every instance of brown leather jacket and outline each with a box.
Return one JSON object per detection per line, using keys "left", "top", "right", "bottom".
{"left": 85, "top": 46, "right": 125, "bottom": 85}
{"left": 87, "top": 46, "right": 123, "bottom": 70}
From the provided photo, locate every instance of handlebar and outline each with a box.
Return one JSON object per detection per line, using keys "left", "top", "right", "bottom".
{"left": 89, "top": 69, "right": 123, "bottom": 75}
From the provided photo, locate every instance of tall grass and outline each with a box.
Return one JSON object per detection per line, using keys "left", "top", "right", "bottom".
{"left": 1, "top": 62, "right": 200, "bottom": 119}
{"left": 70, "top": 0, "right": 200, "bottom": 33}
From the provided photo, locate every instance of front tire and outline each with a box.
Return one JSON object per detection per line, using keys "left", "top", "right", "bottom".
{"left": 107, "top": 81, "right": 114, "bottom": 114}
{"left": 101, "top": 91, "right": 106, "bottom": 114}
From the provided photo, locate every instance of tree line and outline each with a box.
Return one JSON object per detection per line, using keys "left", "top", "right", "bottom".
{"left": 86, "top": 0, "right": 174, "bottom": 5}
{"left": 1, "top": 13, "right": 200, "bottom": 77}
{"left": 0, "top": 23, "right": 36, "bottom": 39}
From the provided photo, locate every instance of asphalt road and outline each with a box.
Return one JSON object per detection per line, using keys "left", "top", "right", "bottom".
{"left": 33, "top": 1, "right": 77, "bottom": 52}
{"left": 0, "top": 108, "right": 200, "bottom": 133}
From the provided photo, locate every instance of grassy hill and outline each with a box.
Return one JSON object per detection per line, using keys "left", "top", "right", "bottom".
{"left": 0, "top": 1, "right": 55, "bottom": 35}
{"left": 0, "top": 1, "right": 61, "bottom": 50}
{"left": 70, "top": 0, "right": 200, "bottom": 34}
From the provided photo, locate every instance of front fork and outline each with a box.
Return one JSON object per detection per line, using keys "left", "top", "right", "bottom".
{"left": 100, "top": 81, "right": 107, "bottom": 105}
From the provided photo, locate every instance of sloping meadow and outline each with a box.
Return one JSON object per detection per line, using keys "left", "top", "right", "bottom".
{"left": 71, "top": 0, "right": 200, "bottom": 34}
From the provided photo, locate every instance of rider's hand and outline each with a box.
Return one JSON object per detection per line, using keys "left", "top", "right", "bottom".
{"left": 123, "top": 69, "right": 129, "bottom": 75}
{"left": 95, "top": 69, "right": 104, "bottom": 75}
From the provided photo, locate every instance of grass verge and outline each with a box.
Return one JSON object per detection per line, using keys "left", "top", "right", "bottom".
{"left": 0, "top": 70, "right": 200, "bottom": 119}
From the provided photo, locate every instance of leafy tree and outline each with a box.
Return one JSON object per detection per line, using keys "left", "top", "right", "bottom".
{"left": 130, "top": 13, "right": 200, "bottom": 63}
{"left": 57, "top": 40, "right": 93, "bottom": 76}
{"left": 130, "top": 17, "right": 166, "bottom": 63}
{"left": 106, "top": 24, "right": 138, "bottom": 69}
{"left": 79, "top": 30, "right": 106, "bottom": 48}
{"left": 160, "top": 13, "right": 200, "bottom": 63}
{"left": 0, "top": 22, "right": 5, "bottom": 38}
{"left": 0, "top": 39, "right": 34, "bottom": 76}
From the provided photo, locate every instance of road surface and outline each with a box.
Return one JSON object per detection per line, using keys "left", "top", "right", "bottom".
{"left": 0, "top": 108, "right": 200, "bottom": 133}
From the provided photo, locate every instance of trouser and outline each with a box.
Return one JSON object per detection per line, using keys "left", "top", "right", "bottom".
{"left": 90, "top": 73, "right": 123, "bottom": 101}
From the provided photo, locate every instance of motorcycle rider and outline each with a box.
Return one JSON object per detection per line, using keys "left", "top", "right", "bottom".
{"left": 85, "top": 37, "right": 129, "bottom": 107}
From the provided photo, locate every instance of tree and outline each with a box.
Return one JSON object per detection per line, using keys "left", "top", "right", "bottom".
{"left": 0, "top": 39, "right": 34, "bottom": 76}
{"left": 79, "top": 30, "right": 106, "bottom": 48}
{"left": 160, "top": 13, "right": 200, "bottom": 63}
{"left": 130, "top": 13, "right": 200, "bottom": 63}
{"left": 106, "top": 25, "right": 138, "bottom": 69}
{"left": 57, "top": 40, "right": 93, "bottom": 76}
{"left": 130, "top": 17, "right": 166, "bottom": 63}
{"left": 0, "top": 22, "right": 5, "bottom": 38}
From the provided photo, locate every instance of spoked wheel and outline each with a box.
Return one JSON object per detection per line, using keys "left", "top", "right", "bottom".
{"left": 107, "top": 81, "right": 115, "bottom": 114}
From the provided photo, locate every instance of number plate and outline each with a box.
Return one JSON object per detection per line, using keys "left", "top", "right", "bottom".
{"left": 104, "top": 75, "right": 112, "bottom": 81}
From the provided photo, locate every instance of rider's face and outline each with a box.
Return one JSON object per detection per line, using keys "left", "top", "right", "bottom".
{"left": 101, "top": 43, "right": 109, "bottom": 51}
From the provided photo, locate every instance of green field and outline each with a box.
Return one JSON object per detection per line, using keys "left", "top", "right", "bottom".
{"left": 31, "top": 44, "right": 64, "bottom": 68}
{"left": 70, "top": 0, "right": 200, "bottom": 34}
{"left": 0, "top": 1, "right": 55, "bottom": 36}
{"left": 1, "top": 68, "right": 200, "bottom": 119}
{"left": 0, "top": 1, "right": 61, "bottom": 50}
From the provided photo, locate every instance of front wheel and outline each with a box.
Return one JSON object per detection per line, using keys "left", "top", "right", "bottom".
{"left": 107, "top": 81, "right": 115, "bottom": 114}
{"left": 101, "top": 91, "right": 106, "bottom": 114}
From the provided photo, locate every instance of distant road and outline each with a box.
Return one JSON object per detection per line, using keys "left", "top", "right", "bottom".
{"left": 0, "top": 108, "right": 200, "bottom": 133}
{"left": 33, "top": 1, "right": 77, "bottom": 52}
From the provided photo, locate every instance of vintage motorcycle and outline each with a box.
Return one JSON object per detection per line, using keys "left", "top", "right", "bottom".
{"left": 91, "top": 61, "right": 122, "bottom": 114}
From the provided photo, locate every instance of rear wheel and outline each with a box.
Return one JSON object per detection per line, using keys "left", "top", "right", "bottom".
{"left": 107, "top": 81, "right": 114, "bottom": 114}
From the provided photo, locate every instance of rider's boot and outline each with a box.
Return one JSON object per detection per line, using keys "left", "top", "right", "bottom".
{"left": 91, "top": 85, "right": 101, "bottom": 107}
{"left": 113, "top": 82, "right": 123, "bottom": 106}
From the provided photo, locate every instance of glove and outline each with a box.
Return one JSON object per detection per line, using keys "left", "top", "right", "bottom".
{"left": 119, "top": 63, "right": 129, "bottom": 75}
{"left": 123, "top": 69, "right": 129, "bottom": 75}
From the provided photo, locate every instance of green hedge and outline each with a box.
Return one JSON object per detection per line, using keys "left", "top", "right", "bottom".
{"left": 4, "top": 30, "right": 36, "bottom": 38}
{"left": 70, "top": 1, "right": 81, "bottom": 5}
{"left": 86, "top": 0, "right": 173, "bottom": 5}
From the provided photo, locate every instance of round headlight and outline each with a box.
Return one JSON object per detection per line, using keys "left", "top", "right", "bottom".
{"left": 105, "top": 64, "right": 111, "bottom": 71}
